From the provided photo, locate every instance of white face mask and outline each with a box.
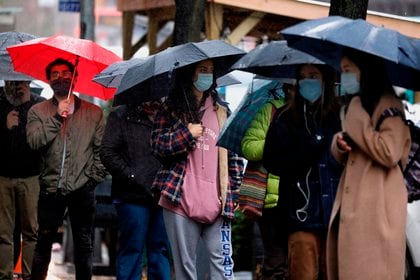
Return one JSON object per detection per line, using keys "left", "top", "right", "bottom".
{"left": 193, "top": 73, "right": 213, "bottom": 92}
{"left": 340, "top": 72, "right": 360, "bottom": 95}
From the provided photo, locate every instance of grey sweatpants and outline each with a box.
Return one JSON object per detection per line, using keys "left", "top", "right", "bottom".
{"left": 163, "top": 209, "right": 234, "bottom": 279}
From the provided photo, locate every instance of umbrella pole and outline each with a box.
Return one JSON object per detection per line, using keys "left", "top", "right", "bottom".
{"left": 182, "top": 87, "right": 195, "bottom": 122}
{"left": 58, "top": 56, "right": 79, "bottom": 193}
{"left": 57, "top": 120, "right": 67, "bottom": 195}
{"left": 66, "top": 56, "right": 80, "bottom": 100}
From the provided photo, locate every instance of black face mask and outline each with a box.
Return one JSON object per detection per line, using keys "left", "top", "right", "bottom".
{"left": 50, "top": 78, "right": 72, "bottom": 97}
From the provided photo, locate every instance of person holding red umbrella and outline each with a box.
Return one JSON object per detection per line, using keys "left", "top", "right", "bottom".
{"left": 26, "top": 58, "right": 107, "bottom": 280}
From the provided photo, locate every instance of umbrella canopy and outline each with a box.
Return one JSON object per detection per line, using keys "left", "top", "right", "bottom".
{"left": 92, "top": 58, "right": 144, "bottom": 88}
{"left": 217, "top": 79, "right": 284, "bottom": 156}
{"left": 7, "top": 34, "right": 122, "bottom": 100}
{"left": 216, "top": 73, "right": 242, "bottom": 87}
{"left": 281, "top": 16, "right": 420, "bottom": 90}
{"left": 0, "top": 31, "right": 38, "bottom": 81}
{"left": 231, "top": 40, "right": 324, "bottom": 78}
{"left": 115, "top": 40, "right": 245, "bottom": 102}
{"left": 112, "top": 70, "right": 242, "bottom": 106}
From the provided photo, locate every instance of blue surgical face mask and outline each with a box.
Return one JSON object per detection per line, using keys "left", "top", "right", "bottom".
{"left": 340, "top": 72, "right": 360, "bottom": 95}
{"left": 298, "top": 79, "right": 322, "bottom": 103}
{"left": 193, "top": 73, "right": 213, "bottom": 92}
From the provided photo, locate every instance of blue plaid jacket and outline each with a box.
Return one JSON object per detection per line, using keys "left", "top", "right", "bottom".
{"left": 151, "top": 101, "right": 244, "bottom": 220}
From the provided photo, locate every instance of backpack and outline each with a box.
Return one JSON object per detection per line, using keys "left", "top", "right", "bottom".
{"left": 375, "top": 107, "right": 420, "bottom": 202}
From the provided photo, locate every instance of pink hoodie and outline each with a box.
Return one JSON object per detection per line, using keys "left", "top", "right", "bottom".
{"left": 160, "top": 96, "right": 221, "bottom": 223}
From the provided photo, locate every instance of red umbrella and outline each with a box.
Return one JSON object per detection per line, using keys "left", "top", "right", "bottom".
{"left": 7, "top": 34, "right": 121, "bottom": 100}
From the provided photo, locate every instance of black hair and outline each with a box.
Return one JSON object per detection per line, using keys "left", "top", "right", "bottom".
{"left": 45, "top": 58, "right": 76, "bottom": 80}
{"left": 166, "top": 61, "right": 219, "bottom": 123}
{"left": 342, "top": 48, "right": 396, "bottom": 116}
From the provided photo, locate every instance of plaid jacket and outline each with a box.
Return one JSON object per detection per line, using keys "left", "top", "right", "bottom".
{"left": 151, "top": 101, "right": 244, "bottom": 220}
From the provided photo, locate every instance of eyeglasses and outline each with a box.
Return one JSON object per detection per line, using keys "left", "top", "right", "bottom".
{"left": 50, "top": 70, "right": 72, "bottom": 80}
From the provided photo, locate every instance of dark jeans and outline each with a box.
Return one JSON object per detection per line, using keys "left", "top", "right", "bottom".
{"left": 31, "top": 183, "right": 96, "bottom": 280}
{"left": 258, "top": 207, "right": 289, "bottom": 280}
{"left": 116, "top": 203, "right": 171, "bottom": 280}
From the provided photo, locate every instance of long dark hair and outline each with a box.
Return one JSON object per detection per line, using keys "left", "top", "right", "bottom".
{"left": 282, "top": 63, "right": 340, "bottom": 128}
{"left": 166, "top": 61, "right": 219, "bottom": 123}
{"left": 343, "top": 49, "right": 396, "bottom": 116}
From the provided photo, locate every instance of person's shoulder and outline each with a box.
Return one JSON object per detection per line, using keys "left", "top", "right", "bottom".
{"left": 30, "top": 93, "right": 46, "bottom": 104}
{"left": 269, "top": 98, "right": 284, "bottom": 108}
{"left": 79, "top": 98, "right": 103, "bottom": 112}
{"left": 378, "top": 93, "right": 404, "bottom": 111}
{"left": 109, "top": 105, "right": 127, "bottom": 118}
{"left": 157, "top": 101, "right": 172, "bottom": 117}
{"left": 30, "top": 98, "right": 51, "bottom": 111}
{"left": 215, "top": 97, "right": 230, "bottom": 113}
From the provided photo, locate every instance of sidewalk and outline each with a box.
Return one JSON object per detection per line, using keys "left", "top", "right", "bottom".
{"left": 44, "top": 244, "right": 252, "bottom": 280}
{"left": 46, "top": 248, "right": 115, "bottom": 280}
{"left": 45, "top": 249, "right": 252, "bottom": 280}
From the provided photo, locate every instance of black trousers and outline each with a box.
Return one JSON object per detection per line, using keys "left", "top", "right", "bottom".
{"left": 258, "top": 207, "right": 289, "bottom": 280}
{"left": 30, "top": 183, "right": 96, "bottom": 280}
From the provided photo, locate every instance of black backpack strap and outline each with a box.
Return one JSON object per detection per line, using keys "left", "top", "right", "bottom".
{"left": 375, "top": 107, "right": 405, "bottom": 131}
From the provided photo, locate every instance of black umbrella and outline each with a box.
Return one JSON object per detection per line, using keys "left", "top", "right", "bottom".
{"left": 231, "top": 40, "right": 324, "bottom": 78}
{"left": 281, "top": 16, "right": 420, "bottom": 90}
{"left": 92, "top": 58, "right": 145, "bottom": 88}
{"left": 114, "top": 40, "right": 245, "bottom": 103}
{"left": 0, "top": 31, "right": 38, "bottom": 81}
{"left": 92, "top": 58, "right": 240, "bottom": 90}
{"left": 216, "top": 73, "right": 242, "bottom": 87}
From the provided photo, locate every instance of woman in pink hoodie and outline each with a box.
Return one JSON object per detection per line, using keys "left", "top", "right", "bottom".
{"left": 151, "top": 59, "right": 244, "bottom": 280}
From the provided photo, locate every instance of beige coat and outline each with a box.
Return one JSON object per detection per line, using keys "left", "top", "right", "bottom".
{"left": 327, "top": 95, "right": 411, "bottom": 280}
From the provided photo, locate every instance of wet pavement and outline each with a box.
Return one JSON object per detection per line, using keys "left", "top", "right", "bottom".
{"left": 44, "top": 250, "right": 252, "bottom": 280}
{"left": 43, "top": 244, "right": 252, "bottom": 280}
{"left": 46, "top": 249, "right": 115, "bottom": 280}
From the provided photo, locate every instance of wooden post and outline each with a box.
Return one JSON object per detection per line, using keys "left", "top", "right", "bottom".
{"left": 122, "top": 11, "right": 135, "bottom": 59}
{"left": 205, "top": 2, "right": 223, "bottom": 40}
{"left": 147, "top": 9, "right": 159, "bottom": 54}
{"left": 225, "top": 11, "right": 265, "bottom": 45}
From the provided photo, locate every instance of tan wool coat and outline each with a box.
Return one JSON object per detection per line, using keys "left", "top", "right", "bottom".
{"left": 327, "top": 95, "right": 411, "bottom": 280}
